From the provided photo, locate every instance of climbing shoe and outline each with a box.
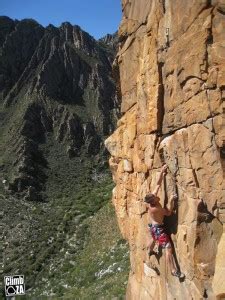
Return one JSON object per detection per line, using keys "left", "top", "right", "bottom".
{"left": 171, "top": 270, "right": 185, "bottom": 279}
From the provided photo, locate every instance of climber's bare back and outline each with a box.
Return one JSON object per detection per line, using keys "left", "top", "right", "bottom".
{"left": 144, "top": 165, "right": 172, "bottom": 225}
{"left": 147, "top": 199, "right": 170, "bottom": 225}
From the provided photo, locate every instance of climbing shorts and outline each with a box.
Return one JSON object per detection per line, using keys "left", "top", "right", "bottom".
{"left": 148, "top": 223, "right": 171, "bottom": 249}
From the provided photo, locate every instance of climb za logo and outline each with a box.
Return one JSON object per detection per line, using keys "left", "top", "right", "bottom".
{"left": 4, "top": 275, "right": 25, "bottom": 296}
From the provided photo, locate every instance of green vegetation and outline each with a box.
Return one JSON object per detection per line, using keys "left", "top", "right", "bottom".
{"left": 30, "top": 203, "right": 129, "bottom": 299}
{"left": 1, "top": 134, "right": 129, "bottom": 299}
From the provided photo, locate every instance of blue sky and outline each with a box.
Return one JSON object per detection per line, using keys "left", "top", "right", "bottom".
{"left": 0, "top": 0, "right": 122, "bottom": 39}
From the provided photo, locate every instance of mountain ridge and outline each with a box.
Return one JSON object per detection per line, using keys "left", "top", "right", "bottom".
{"left": 0, "top": 16, "right": 129, "bottom": 299}
{"left": 0, "top": 16, "right": 120, "bottom": 201}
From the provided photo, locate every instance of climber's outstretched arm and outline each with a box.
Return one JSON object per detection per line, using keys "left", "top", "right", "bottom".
{"left": 152, "top": 165, "right": 167, "bottom": 196}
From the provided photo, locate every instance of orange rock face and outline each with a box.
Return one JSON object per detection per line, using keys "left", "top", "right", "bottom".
{"left": 105, "top": 0, "right": 225, "bottom": 299}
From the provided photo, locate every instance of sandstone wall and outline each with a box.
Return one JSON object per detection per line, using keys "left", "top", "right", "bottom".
{"left": 105, "top": 1, "right": 225, "bottom": 299}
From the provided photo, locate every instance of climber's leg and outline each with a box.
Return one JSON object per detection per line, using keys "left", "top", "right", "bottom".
{"left": 165, "top": 246, "right": 176, "bottom": 273}
{"left": 147, "top": 224, "right": 157, "bottom": 256}
{"left": 165, "top": 246, "right": 185, "bottom": 278}
{"left": 147, "top": 239, "right": 155, "bottom": 255}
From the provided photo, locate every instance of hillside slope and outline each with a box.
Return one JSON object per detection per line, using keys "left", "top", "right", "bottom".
{"left": 0, "top": 16, "right": 129, "bottom": 298}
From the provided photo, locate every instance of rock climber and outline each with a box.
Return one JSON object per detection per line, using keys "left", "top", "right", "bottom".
{"left": 144, "top": 164, "right": 184, "bottom": 279}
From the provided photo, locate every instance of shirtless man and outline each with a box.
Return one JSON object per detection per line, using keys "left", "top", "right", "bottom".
{"left": 145, "top": 164, "right": 184, "bottom": 278}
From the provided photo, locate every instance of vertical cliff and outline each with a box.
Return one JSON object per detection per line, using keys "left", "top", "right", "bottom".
{"left": 105, "top": 0, "right": 225, "bottom": 299}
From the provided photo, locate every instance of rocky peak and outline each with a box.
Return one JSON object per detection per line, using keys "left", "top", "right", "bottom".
{"left": 0, "top": 17, "right": 119, "bottom": 200}
{"left": 99, "top": 32, "right": 119, "bottom": 51}
{"left": 0, "top": 16, "right": 15, "bottom": 46}
{"left": 59, "top": 22, "right": 97, "bottom": 55}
